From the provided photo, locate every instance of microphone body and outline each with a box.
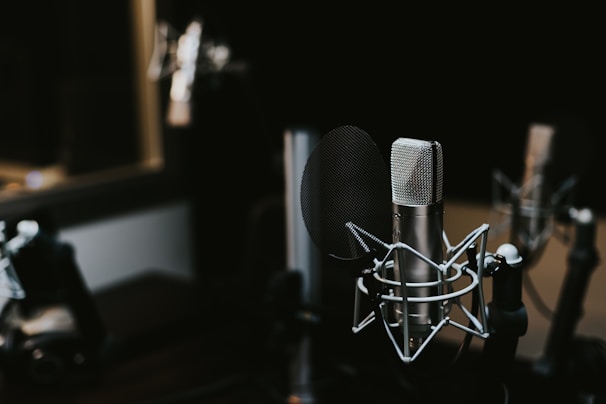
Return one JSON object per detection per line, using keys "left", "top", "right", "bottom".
{"left": 390, "top": 138, "right": 444, "bottom": 347}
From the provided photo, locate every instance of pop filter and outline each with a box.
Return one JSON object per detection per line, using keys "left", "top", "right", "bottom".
{"left": 299, "top": 125, "right": 391, "bottom": 274}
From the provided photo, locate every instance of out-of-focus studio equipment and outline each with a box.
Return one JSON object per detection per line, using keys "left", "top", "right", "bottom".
{"left": 0, "top": 221, "right": 27, "bottom": 302}
{"left": 0, "top": 219, "right": 107, "bottom": 386}
{"left": 283, "top": 127, "right": 321, "bottom": 404}
{"left": 490, "top": 123, "right": 578, "bottom": 269}
{"left": 491, "top": 122, "right": 605, "bottom": 399}
{"left": 147, "top": 17, "right": 246, "bottom": 128}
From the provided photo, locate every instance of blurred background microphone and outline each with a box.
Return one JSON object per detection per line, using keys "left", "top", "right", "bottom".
{"left": 165, "top": 18, "right": 202, "bottom": 127}
{"left": 491, "top": 118, "right": 594, "bottom": 271}
{"left": 147, "top": 16, "right": 245, "bottom": 128}
{"left": 389, "top": 138, "right": 444, "bottom": 350}
{"left": 509, "top": 123, "right": 559, "bottom": 268}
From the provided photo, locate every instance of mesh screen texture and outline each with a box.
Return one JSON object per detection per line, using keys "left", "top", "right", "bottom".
{"left": 300, "top": 125, "right": 391, "bottom": 261}
{"left": 390, "top": 138, "right": 443, "bottom": 206}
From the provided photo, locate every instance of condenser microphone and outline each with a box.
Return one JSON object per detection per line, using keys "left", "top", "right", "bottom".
{"left": 510, "top": 123, "right": 557, "bottom": 267}
{"left": 390, "top": 138, "right": 444, "bottom": 349}
{"left": 302, "top": 127, "right": 492, "bottom": 365}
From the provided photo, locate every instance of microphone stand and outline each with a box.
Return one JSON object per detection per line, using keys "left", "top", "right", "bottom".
{"left": 482, "top": 244, "right": 528, "bottom": 377}
{"left": 532, "top": 207, "right": 604, "bottom": 400}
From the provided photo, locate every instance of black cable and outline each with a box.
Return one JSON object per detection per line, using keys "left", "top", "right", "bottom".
{"left": 522, "top": 269, "right": 554, "bottom": 321}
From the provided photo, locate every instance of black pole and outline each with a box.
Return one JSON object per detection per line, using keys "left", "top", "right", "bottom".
{"left": 533, "top": 207, "right": 600, "bottom": 381}
{"left": 483, "top": 243, "right": 528, "bottom": 374}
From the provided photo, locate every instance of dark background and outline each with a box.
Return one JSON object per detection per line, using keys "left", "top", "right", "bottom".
{"left": 157, "top": 1, "right": 605, "bottom": 214}
{"left": 2, "top": 1, "right": 604, "bottom": 216}
{"left": 1, "top": 1, "right": 138, "bottom": 174}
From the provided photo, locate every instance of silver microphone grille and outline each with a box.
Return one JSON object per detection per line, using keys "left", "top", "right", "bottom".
{"left": 391, "top": 138, "right": 443, "bottom": 205}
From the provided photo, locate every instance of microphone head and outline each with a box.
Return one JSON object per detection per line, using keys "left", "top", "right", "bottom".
{"left": 390, "top": 138, "right": 443, "bottom": 206}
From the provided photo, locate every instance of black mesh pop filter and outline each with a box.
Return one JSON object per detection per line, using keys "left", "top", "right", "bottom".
{"left": 300, "top": 125, "right": 391, "bottom": 269}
